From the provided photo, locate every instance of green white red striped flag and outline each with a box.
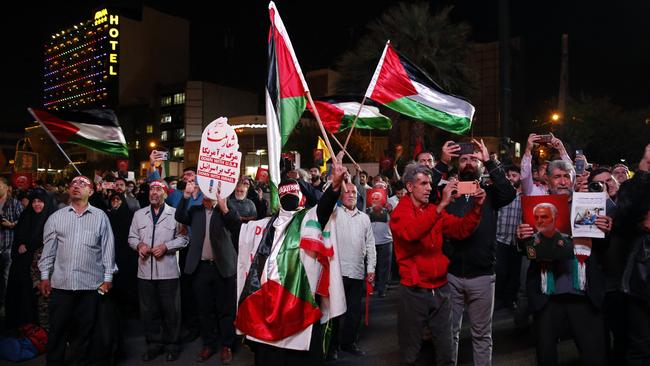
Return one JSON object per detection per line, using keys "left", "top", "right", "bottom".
{"left": 29, "top": 108, "right": 128, "bottom": 157}
{"left": 266, "top": 1, "right": 309, "bottom": 212}
{"left": 365, "top": 41, "right": 475, "bottom": 134}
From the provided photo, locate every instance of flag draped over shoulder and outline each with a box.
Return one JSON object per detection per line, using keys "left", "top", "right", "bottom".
{"left": 307, "top": 96, "right": 392, "bottom": 134}
{"left": 266, "top": 1, "right": 309, "bottom": 212}
{"left": 365, "top": 42, "right": 475, "bottom": 135}
{"left": 236, "top": 208, "right": 346, "bottom": 351}
{"left": 29, "top": 108, "right": 128, "bottom": 157}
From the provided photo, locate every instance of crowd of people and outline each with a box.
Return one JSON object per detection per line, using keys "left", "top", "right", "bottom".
{"left": 0, "top": 136, "right": 648, "bottom": 366}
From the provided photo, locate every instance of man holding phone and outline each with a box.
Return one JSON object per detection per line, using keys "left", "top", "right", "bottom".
{"left": 443, "top": 139, "right": 516, "bottom": 366}
{"left": 521, "top": 133, "right": 573, "bottom": 196}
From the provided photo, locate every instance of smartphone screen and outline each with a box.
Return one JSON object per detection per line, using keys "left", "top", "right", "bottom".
{"left": 575, "top": 150, "right": 585, "bottom": 174}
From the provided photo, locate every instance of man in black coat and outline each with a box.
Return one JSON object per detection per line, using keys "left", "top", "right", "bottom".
{"left": 175, "top": 181, "right": 241, "bottom": 364}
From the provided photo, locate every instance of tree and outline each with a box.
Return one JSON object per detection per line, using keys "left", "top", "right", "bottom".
{"left": 554, "top": 95, "right": 650, "bottom": 166}
{"left": 335, "top": 2, "right": 475, "bottom": 156}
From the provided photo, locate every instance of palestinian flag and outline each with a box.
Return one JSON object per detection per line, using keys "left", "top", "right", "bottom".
{"left": 236, "top": 210, "right": 322, "bottom": 344}
{"left": 365, "top": 41, "right": 475, "bottom": 135}
{"left": 307, "top": 96, "right": 392, "bottom": 133}
{"left": 28, "top": 108, "right": 128, "bottom": 157}
{"left": 266, "top": 1, "right": 309, "bottom": 212}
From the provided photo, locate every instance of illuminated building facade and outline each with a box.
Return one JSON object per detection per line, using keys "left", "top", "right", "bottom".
{"left": 43, "top": 8, "right": 120, "bottom": 110}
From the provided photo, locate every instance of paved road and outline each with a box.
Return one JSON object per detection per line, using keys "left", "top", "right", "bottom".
{"left": 14, "top": 282, "right": 583, "bottom": 365}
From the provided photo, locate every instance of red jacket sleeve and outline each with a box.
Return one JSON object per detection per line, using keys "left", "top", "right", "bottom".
{"left": 441, "top": 204, "right": 481, "bottom": 240}
{"left": 390, "top": 204, "right": 442, "bottom": 244}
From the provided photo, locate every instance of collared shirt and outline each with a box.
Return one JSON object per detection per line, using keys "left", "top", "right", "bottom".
{"left": 496, "top": 192, "right": 522, "bottom": 245}
{"left": 202, "top": 208, "right": 214, "bottom": 260}
{"left": 0, "top": 197, "right": 23, "bottom": 252}
{"left": 39, "top": 204, "right": 116, "bottom": 290}
{"left": 521, "top": 153, "right": 572, "bottom": 196}
{"left": 334, "top": 206, "right": 376, "bottom": 280}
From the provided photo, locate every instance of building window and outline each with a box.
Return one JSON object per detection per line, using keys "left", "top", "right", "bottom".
{"left": 173, "top": 147, "right": 184, "bottom": 159}
{"left": 173, "top": 92, "right": 185, "bottom": 105}
{"left": 161, "top": 131, "right": 169, "bottom": 141}
{"left": 161, "top": 96, "right": 172, "bottom": 106}
{"left": 175, "top": 128, "right": 185, "bottom": 140}
{"left": 146, "top": 124, "right": 153, "bottom": 134}
{"left": 135, "top": 140, "right": 140, "bottom": 149}
{"left": 160, "top": 114, "right": 172, "bottom": 124}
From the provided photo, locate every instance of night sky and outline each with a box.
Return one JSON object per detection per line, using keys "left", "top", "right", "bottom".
{"left": 5, "top": 0, "right": 649, "bottom": 133}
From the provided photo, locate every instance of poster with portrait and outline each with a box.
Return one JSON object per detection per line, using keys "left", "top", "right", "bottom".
{"left": 366, "top": 188, "right": 388, "bottom": 209}
{"left": 197, "top": 117, "right": 242, "bottom": 200}
{"left": 570, "top": 192, "right": 607, "bottom": 238}
{"left": 521, "top": 195, "right": 572, "bottom": 261}
{"left": 14, "top": 151, "right": 38, "bottom": 173}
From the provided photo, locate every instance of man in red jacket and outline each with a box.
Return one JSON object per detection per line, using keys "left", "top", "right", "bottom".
{"left": 390, "top": 164, "right": 485, "bottom": 366}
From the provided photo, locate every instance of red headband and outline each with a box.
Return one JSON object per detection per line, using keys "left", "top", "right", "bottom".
{"left": 71, "top": 176, "right": 92, "bottom": 186}
{"left": 278, "top": 183, "right": 301, "bottom": 197}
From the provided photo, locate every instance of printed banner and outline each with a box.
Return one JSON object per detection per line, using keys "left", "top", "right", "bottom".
{"left": 197, "top": 117, "right": 242, "bottom": 199}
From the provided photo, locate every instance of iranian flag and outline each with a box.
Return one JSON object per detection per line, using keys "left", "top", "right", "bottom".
{"left": 236, "top": 209, "right": 323, "bottom": 348}
{"left": 365, "top": 41, "right": 475, "bottom": 134}
{"left": 307, "top": 96, "right": 392, "bottom": 133}
{"left": 266, "top": 1, "right": 309, "bottom": 212}
{"left": 28, "top": 108, "right": 128, "bottom": 157}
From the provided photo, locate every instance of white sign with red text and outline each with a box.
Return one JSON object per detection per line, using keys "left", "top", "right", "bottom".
{"left": 197, "top": 117, "right": 242, "bottom": 199}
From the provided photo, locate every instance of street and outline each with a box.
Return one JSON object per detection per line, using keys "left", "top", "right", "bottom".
{"left": 15, "top": 281, "right": 584, "bottom": 366}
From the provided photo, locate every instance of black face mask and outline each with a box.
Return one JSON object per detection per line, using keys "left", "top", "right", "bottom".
{"left": 280, "top": 194, "right": 300, "bottom": 211}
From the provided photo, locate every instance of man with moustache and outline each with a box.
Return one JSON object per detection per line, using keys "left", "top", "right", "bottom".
{"left": 495, "top": 165, "right": 524, "bottom": 310}
{"left": 115, "top": 177, "right": 140, "bottom": 212}
{"left": 516, "top": 159, "right": 611, "bottom": 366}
{"left": 38, "top": 176, "right": 116, "bottom": 366}
{"left": 443, "top": 139, "right": 516, "bottom": 366}
{"left": 229, "top": 182, "right": 257, "bottom": 223}
{"left": 128, "top": 180, "right": 189, "bottom": 361}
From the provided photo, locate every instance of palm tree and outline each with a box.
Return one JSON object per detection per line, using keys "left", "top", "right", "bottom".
{"left": 336, "top": 2, "right": 475, "bottom": 155}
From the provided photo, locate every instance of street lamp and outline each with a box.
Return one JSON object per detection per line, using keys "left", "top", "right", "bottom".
{"left": 551, "top": 113, "right": 560, "bottom": 122}
{"left": 149, "top": 141, "right": 156, "bottom": 148}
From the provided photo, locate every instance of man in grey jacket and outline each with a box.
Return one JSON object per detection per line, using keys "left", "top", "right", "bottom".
{"left": 128, "top": 180, "right": 188, "bottom": 362}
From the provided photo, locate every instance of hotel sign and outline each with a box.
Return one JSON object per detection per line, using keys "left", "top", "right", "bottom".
{"left": 94, "top": 8, "right": 119, "bottom": 76}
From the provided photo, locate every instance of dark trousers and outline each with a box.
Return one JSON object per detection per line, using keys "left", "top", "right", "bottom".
{"left": 0, "top": 251, "right": 11, "bottom": 307}
{"left": 138, "top": 278, "right": 181, "bottom": 352}
{"left": 626, "top": 295, "right": 650, "bottom": 365}
{"left": 398, "top": 284, "right": 453, "bottom": 365}
{"left": 193, "top": 261, "right": 236, "bottom": 348}
{"left": 495, "top": 242, "right": 521, "bottom": 306}
{"left": 330, "top": 276, "right": 364, "bottom": 349}
{"left": 603, "top": 291, "right": 628, "bottom": 365}
{"left": 47, "top": 289, "right": 99, "bottom": 366}
{"left": 251, "top": 321, "right": 324, "bottom": 366}
{"left": 534, "top": 295, "right": 606, "bottom": 366}
{"left": 375, "top": 243, "right": 392, "bottom": 294}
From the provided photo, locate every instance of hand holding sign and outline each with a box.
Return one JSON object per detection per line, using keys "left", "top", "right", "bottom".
{"left": 197, "top": 117, "right": 242, "bottom": 200}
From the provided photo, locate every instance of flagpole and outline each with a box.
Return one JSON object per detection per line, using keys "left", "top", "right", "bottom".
{"left": 305, "top": 92, "right": 338, "bottom": 164}
{"left": 328, "top": 132, "right": 360, "bottom": 167}
{"left": 28, "top": 108, "right": 82, "bottom": 176}
{"left": 342, "top": 95, "right": 368, "bottom": 151}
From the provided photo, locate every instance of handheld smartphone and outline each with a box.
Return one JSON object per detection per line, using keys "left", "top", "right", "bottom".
{"left": 456, "top": 142, "right": 475, "bottom": 155}
{"left": 457, "top": 181, "right": 478, "bottom": 195}
{"left": 575, "top": 150, "right": 585, "bottom": 175}
{"left": 159, "top": 151, "right": 169, "bottom": 161}
{"left": 102, "top": 181, "right": 116, "bottom": 190}
{"left": 538, "top": 134, "right": 553, "bottom": 144}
